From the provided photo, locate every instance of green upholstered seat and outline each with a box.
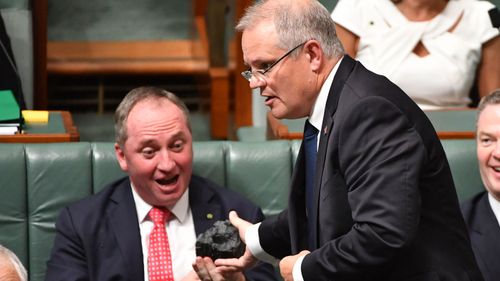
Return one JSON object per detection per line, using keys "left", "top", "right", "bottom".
{"left": 0, "top": 141, "right": 297, "bottom": 281}
{"left": 440, "top": 139, "right": 483, "bottom": 202}
{"left": 0, "top": 139, "right": 482, "bottom": 280}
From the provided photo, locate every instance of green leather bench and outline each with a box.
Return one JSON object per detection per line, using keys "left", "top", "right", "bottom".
{"left": 0, "top": 139, "right": 482, "bottom": 281}
{"left": 0, "top": 140, "right": 300, "bottom": 281}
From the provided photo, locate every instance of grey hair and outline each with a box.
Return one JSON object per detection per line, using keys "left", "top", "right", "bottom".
{"left": 114, "top": 86, "right": 191, "bottom": 146}
{"left": 478, "top": 89, "right": 500, "bottom": 114}
{"left": 476, "top": 89, "right": 500, "bottom": 132}
{"left": 0, "top": 245, "right": 27, "bottom": 281}
{"left": 236, "top": 0, "right": 344, "bottom": 59}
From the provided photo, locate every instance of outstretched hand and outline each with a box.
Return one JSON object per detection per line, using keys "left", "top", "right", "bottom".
{"left": 214, "top": 211, "right": 257, "bottom": 270}
{"left": 192, "top": 256, "right": 245, "bottom": 281}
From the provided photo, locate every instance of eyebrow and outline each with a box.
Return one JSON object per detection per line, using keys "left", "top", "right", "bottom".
{"left": 138, "top": 139, "right": 157, "bottom": 147}
{"left": 245, "top": 57, "right": 272, "bottom": 69}
{"left": 477, "top": 131, "right": 495, "bottom": 137}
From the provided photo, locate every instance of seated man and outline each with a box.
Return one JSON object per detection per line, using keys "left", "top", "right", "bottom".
{"left": 0, "top": 244, "right": 27, "bottom": 281}
{"left": 461, "top": 89, "right": 500, "bottom": 281}
{"left": 45, "top": 86, "right": 276, "bottom": 281}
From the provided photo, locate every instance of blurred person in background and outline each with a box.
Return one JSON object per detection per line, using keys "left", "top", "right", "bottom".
{"left": 332, "top": 0, "right": 500, "bottom": 109}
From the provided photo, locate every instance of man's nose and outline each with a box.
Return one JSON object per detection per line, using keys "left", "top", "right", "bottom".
{"left": 157, "top": 150, "right": 175, "bottom": 171}
{"left": 249, "top": 76, "right": 266, "bottom": 89}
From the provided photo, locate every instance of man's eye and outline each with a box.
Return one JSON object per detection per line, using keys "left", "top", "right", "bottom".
{"left": 141, "top": 148, "right": 155, "bottom": 157}
{"left": 480, "top": 137, "right": 493, "bottom": 145}
{"left": 171, "top": 141, "right": 184, "bottom": 152}
{"left": 260, "top": 62, "right": 273, "bottom": 70}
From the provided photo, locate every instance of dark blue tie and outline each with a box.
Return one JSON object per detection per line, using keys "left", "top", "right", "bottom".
{"left": 304, "top": 120, "right": 318, "bottom": 249}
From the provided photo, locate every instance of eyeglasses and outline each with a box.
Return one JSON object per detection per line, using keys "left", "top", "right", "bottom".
{"left": 241, "top": 41, "right": 306, "bottom": 82}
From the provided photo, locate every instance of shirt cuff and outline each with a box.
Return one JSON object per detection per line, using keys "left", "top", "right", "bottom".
{"left": 292, "top": 255, "right": 305, "bottom": 281}
{"left": 245, "top": 222, "right": 279, "bottom": 266}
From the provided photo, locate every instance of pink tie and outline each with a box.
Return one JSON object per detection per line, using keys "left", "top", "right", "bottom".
{"left": 148, "top": 207, "right": 174, "bottom": 281}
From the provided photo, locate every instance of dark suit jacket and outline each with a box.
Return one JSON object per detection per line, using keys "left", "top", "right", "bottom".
{"left": 45, "top": 175, "right": 276, "bottom": 281}
{"left": 462, "top": 191, "right": 500, "bottom": 281}
{"left": 258, "top": 56, "right": 483, "bottom": 281}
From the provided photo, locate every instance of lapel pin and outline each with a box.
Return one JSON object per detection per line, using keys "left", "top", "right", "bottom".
{"left": 323, "top": 126, "right": 328, "bottom": 135}
{"left": 206, "top": 213, "right": 214, "bottom": 219}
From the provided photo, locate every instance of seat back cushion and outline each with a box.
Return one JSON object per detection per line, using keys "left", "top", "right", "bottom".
{"left": 27, "top": 143, "right": 93, "bottom": 281}
{"left": 0, "top": 144, "right": 28, "bottom": 269}
{"left": 441, "top": 139, "right": 483, "bottom": 202}
{"left": 225, "top": 141, "right": 293, "bottom": 216}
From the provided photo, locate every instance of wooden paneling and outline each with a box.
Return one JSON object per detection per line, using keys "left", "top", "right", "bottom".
{"left": 46, "top": 1, "right": 231, "bottom": 139}
{"left": 233, "top": 0, "right": 253, "bottom": 129}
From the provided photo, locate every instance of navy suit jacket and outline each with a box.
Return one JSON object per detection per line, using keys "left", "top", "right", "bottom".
{"left": 462, "top": 191, "right": 500, "bottom": 281}
{"left": 258, "top": 56, "right": 483, "bottom": 281}
{"left": 45, "top": 175, "right": 276, "bottom": 281}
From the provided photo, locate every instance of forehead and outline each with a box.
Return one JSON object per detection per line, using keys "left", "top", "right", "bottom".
{"left": 241, "top": 22, "right": 281, "bottom": 63}
{"left": 127, "top": 98, "right": 187, "bottom": 128}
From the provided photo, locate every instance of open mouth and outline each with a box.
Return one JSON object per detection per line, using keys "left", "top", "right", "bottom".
{"left": 264, "top": 96, "right": 275, "bottom": 105}
{"left": 156, "top": 175, "right": 179, "bottom": 186}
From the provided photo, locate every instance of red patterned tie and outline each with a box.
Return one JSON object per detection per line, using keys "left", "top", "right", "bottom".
{"left": 148, "top": 207, "right": 174, "bottom": 281}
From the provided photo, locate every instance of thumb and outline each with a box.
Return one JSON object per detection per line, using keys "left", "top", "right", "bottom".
{"left": 229, "top": 210, "right": 243, "bottom": 227}
{"left": 229, "top": 210, "right": 250, "bottom": 242}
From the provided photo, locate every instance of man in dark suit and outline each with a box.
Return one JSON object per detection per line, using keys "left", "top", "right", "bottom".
{"left": 44, "top": 87, "right": 276, "bottom": 281}
{"left": 214, "top": 0, "right": 484, "bottom": 280}
{"left": 461, "top": 89, "right": 500, "bottom": 281}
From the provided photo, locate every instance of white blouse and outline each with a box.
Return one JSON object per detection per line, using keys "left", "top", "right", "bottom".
{"left": 332, "top": 0, "right": 499, "bottom": 109}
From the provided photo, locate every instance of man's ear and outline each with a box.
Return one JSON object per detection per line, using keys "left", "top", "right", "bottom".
{"left": 304, "top": 40, "right": 323, "bottom": 72}
{"left": 114, "top": 143, "right": 128, "bottom": 172}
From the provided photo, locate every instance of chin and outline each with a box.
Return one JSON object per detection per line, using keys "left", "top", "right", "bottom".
{"left": 270, "top": 108, "right": 288, "bottom": 120}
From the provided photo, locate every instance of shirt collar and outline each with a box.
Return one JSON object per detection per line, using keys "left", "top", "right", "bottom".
{"left": 488, "top": 192, "right": 500, "bottom": 227}
{"left": 131, "top": 182, "right": 191, "bottom": 224}
{"left": 308, "top": 57, "right": 343, "bottom": 131}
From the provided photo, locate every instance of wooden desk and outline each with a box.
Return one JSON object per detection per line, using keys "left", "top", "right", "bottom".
{"left": 267, "top": 109, "right": 476, "bottom": 140}
{"left": 0, "top": 111, "right": 80, "bottom": 143}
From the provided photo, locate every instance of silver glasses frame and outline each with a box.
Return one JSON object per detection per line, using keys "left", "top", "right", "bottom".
{"left": 241, "top": 41, "right": 307, "bottom": 82}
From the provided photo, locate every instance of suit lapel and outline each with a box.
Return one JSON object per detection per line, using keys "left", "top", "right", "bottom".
{"left": 289, "top": 142, "right": 309, "bottom": 252}
{"left": 310, "top": 55, "right": 356, "bottom": 248}
{"left": 106, "top": 179, "right": 144, "bottom": 281}
{"left": 315, "top": 56, "right": 356, "bottom": 175}
{"left": 189, "top": 180, "right": 223, "bottom": 236}
{"left": 470, "top": 194, "right": 500, "bottom": 276}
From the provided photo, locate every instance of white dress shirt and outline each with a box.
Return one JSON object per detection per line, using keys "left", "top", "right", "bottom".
{"left": 488, "top": 193, "right": 500, "bottom": 227}
{"left": 131, "top": 184, "right": 197, "bottom": 281}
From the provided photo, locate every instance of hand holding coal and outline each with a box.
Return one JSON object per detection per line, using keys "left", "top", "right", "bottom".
{"left": 195, "top": 220, "right": 245, "bottom": 260}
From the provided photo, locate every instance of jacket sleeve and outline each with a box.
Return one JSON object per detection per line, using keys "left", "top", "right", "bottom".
{"left": 44, "top": 207, "right": 89, "bottom": 281}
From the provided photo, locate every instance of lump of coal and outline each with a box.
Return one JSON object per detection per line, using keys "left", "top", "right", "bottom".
{"left": 196, "top": 220, "right": 245, "bottom": 260}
